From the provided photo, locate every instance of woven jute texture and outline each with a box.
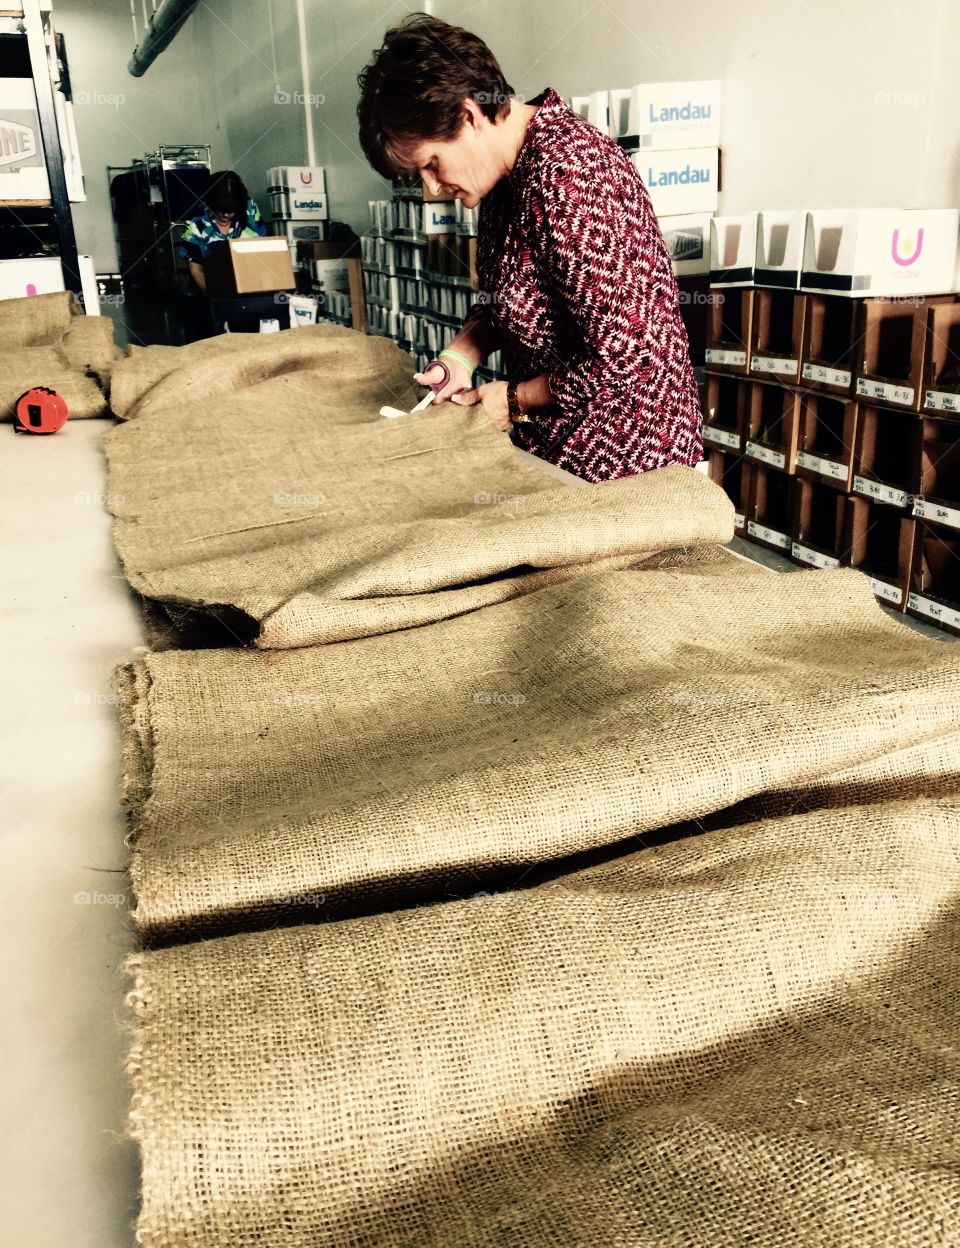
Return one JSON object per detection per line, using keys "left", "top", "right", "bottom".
{"left": 57, "top": 315, "right": 124, "bottom": 390}
{"left": 116, "top": 557, "right": 960, "bottom": 941}
{"left": 0, "top": 289, "right": 74, "bottom": 345}
{"left": 126, "top": 796, "right": 960, "bottom": 1248}
{"left": 108, "top": 323, "right": 417, "bottom": 421}
{"left": 0, "top": 345, "right": 108, "bottom": 420}
{"left": 105, "top": 391, "right": 734, "bottom": 648}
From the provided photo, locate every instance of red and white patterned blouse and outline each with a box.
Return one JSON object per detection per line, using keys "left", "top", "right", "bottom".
{"left": 468, "top": 87, "right": 703, "bottom": 482}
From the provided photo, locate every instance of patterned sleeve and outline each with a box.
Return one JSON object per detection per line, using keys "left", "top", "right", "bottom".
{"left": 178, "top": 218, "right": 204, "bottom": 264}
{"left": 248, "top": 197, "right": 268, "bottom": 237}
{"left": 531, "top": 158, "right": 667, "bottom": 419}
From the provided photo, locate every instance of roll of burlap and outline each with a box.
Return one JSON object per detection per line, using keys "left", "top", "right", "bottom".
{"left": 105, "top": 396, "right": 735, "bottom": 648}
{"left": 116, "top": 557, "right": 960, "bottom": 941}
{"left": 57, "top": 314, "right": 125, "bottom": 390}
{"left": 109, "top": 323, "right": 418, "bottom": 421}
{"left": 126, "top": 796, "right": 960, "bottom": 1248}
{"left": 0, "top": 289, "right": 75, "bottom": 346}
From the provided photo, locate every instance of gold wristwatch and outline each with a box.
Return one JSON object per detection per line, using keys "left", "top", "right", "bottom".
{"left": 506, "top": 381, "right": 531, "bottom": 424}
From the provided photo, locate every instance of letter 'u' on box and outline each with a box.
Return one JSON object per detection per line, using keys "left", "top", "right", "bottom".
{"left": 609, "top": 80, "right": 722, "bottom": 149}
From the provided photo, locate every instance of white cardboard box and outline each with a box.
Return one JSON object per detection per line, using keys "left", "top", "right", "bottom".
{"left": 268, "top": 188, "right": 328, "bottom": 220}
{"left": 0, "top": 254, "right": 99, "bottom": 313}
{"left": 800, "top": 209, "right": 960, "bottom": 297}
{"left": 755, "top": 210, "right": 805, "bottom": 289}
{"left": 571, "top": 92, "right": 610, "bottom": 135}
{"left": 422, "top": 201, "right": 457, "bottom": 235}
{"left": 0, "top": 77, "right": 50, "bottom": 200}
{"left": 658, "top": 213, "right": 713, "bottom": 276}
{"left": 271, "top": 220, "right": 327, "bottom": 243}
{"left": 709, "top": 213, "right": 759, "bottom": 287}
{"left": 267, "top": 165, "right": 326, "bottom": 193}
{"left": 635, "top": 148, "right": 719, "bottom": 218}
{"left": 611, "top": 80, "right": 722, "bottom": 150}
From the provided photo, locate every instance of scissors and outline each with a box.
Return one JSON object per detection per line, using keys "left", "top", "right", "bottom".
{"left": 380, "top": 358, "right": 451, "bottom": 419}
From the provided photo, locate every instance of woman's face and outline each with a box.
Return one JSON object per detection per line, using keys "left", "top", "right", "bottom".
{"left": 404, "top": 101, "right": 501, "bottom": 207}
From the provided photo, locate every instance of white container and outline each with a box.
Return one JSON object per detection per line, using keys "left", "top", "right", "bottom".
{"left": 709, "top": 213, "right": 759, "bottom": 287}
{"left": 657, "top": 213, "right": 713, "bottom": 276}
{"left": 800, "top": 208, "right": 960, "bottom": 297}
{"left": 634, "top": 147, "right": 719, "bottom": 217}
{"left": 754, "top": 211, "right": 805, "bottom": 290}
{"left": 0, "top": 77, "right": 50, "bottom": 200}
{"left": 611, "top": 80, "right": 722, "bottom": 150}
{"left": 287, "top": 293, "right": 319, "bottom": 327}
{"left": 266, "top": 165, "right": 326, "bottom": 193}
{"left": 0, "top": 254, "right": 99, "bottom": 313}
{"left": 571, "top": 91, "right": 610, "bottom": 135}
{"left": 269, "top": 188, "right": 328, "bottom": 220}
{"left": 422, "top": 201, "right": 457, "bottom": 235}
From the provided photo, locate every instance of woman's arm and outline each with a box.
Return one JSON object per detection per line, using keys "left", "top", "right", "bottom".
{"left": 189, "top": 260, "right": 206, "bottom": 293}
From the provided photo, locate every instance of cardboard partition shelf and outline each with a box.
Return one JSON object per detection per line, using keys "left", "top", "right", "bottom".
{"left": 702, "top": 372, "right": 747, "bottom": 451}
{"left": 706, "top": 448, "right": 751, "bottom": 534}
{"left": 745, "top": 462, "right": 794, "bottom": 553}
{"left": 791, "top": 477, "right": 847, "bottom": 569}
{"left": 851, "top": 403, "right": 921, "bottom": 509}
{"left": 795, "top": 393, "right": 858, "bottom": 491}
{"left": 709, "top": 213, "right": 758, "bottom": 287}
{"left": 799, "top": 295, "right": 860, "bottom": 396}
{"left": 844, "top": 495, "right": 915, "bottom": 610}
{"left": 744, "top": 381, "right": 802, "bottom": 473}
{"left": 921, "top": 301, "right": 960, "bottom": 416}
{"left": 754, "top": 211, "right": 804, "bottom": 290}
{"left": 914, "top": 416, "right": 960, "bottom": 534}
{"left": 705, "top": 289, "right": 754, "bottom": 374}
{"left": 908, "top": 520, "right": 960, "bottom": 634}
{"left": 749, "top": 291, "right": 808, "bottom": 383}
{"left": 856, "top": 296, "right": 954, "bottom": 411}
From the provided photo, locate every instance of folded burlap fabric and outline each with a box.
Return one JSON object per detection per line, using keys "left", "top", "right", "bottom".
{"left": 126, "top": 795, "right": 960, "bottom": 1247}
{"left": 116, "top": 555, "right": 960, "bottom": 941}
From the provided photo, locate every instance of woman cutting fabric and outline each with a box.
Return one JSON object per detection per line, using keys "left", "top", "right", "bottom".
{"left": 357, "top": 16, "right": 702, "bottom": 482}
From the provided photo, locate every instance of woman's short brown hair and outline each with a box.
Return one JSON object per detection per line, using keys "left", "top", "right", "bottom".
{"left": 357, "top": 14, "right": 515, "bottom": 180}
{"left": 205, "top": 171, "right": 248, "bottom": 218}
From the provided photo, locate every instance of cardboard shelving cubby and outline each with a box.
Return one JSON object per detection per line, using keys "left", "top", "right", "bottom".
{"left": 855, "top": 295, "right": 954, "bottom": 411}
{"left": 791, "top": 478, "right": 847, "bottom": 569}
{"left": 913, "top": 415, "right": 960, "bottom": 534}
{"left": 706, "top": 448, "right": 750, "bottom": 534}
{"left": 799, "top": 295, "right": 860, "bottom": 395}
{"left": 852, "top": 403, "right": 921, "bottom": 508}
{"left": 845, "top": 496, "right": 915, "bottom": 610}
{"left": 908, "top": 520, "right": 960, "bottom": 634}
{"left": 749, "top": 291, "right": 807, "bottom": 383}
{"left": 744, "top": 381, "right": 802, "bottom": 473}
{"left": 705, "top": 288, "right": 754, "bottom": 374}
{"left": 703, "top": 372, "right": 747, "bottom": 451}
{"left": 921, "top": 301, "right": 960, "bottom": 416}
{"left": 795, "top": 393, "right": 858, "bottom": 490}
{"left": 746, "top": 462, "right": 793, "bottom": 553}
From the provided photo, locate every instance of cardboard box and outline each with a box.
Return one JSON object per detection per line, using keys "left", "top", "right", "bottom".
{"left": 659, "top": 213, "right": 712, "bottom": 276}
{"left": 795, "top": 393, "right": 858, "bottom": 491}
{"left": 705, "top": 288, "right": 754, "bottom": 374}
{"left": 851, "top": 402, "right": 921, "bottom": 509}
{"left": 744, "top": 380, "right": 803, "bottom": 473}
{"left": 790, "top": 477, "right": 847, "bottom": 569}
{"left": 266, "top": 165, "right": 326, "bottom": 193}
{"left": 571, "top": 92, "right": 610, "bottom": 135}
{"left": 422, "top": 201, "right": 457, "bottom": 235}
{"left": 204, "top": 238, "right": 295, "bottom": 296}
{"left": 755, "top": 211, "right": 805, "bottom": 290}
{"left": 799, "top": 294, "right": 861, "bottom": 395}
{"left": 610, "top": 80, "right": 722, "bottom": 150}
{"left": 800, "top": 209, "right": 960, "bottom": 298}
{"left": 855, "top": 295, "right": 953, "bottom": 410}
{"left": 0, "top": 77, "right": 50, "bottom": 200}
{"left": 845, "top": 496, "right": 915, "bottom": 610}
{"left": 268, "top": 188, "right": 328, "bottom": 220}
{"left": 703, "top": 372, "right": 747, "bottom": 452}
{"left": 913, "top": 415, "right": 960, "bottom": 534}
{"left": 920, "top": 301, "right": 960, "bottom": 415}
{"left": 749, "top": 291, "right": 808, "bottom": 383}
{"left": 706, "top": 448, "right": 751, "bottom": 534}
{"left": 746, "top": 462, "right": 794, "bottom": 553}
{"left": 270, "top": 220, "right": 328, "bottom": 244}
{"left": 709, "top": 213, "right": 758, "bottom": 287}
{"left": 633, "top": 147, "right": 719, "bottom": 217}
{"left": 908, "top": 519, "right": 960, "bottom": 633}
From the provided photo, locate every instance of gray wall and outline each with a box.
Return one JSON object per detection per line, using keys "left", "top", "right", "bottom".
{"left": 56, "top": 0, "right": 960, "bottom": 271}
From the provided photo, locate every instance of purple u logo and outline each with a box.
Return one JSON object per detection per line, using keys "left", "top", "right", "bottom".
{"left": 891, "top": 228, "right": 924, "bottom": 266}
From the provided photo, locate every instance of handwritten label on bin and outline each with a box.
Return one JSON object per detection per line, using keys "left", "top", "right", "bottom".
{"left": 734, "top": 512, "right": 745, "bottom": 530}
{"left": 746, "top": 441, "right": 786, "bottom": 469}
{"left": 856, "top": 378, "right": 915, "bottom": 406}
{"left": 923, "top": 389, "right": 960, "bottom": 414}
{"left": 853, "top": 476, "right": 909, "bottom": 508}
{"left": 791, "top": 542, "right": 839, "bottom": 569}
{"left": 751, "top": 355, "right": 799, "bottom": 378}
{"left": 703, "top": 425, "right": 740, "bottom": 449}
{"left": 747, "top": 520, "right": 790, "bottom": 550}
{"left": 908, "top": 593, "right": 960, "bottom": 631}
{"left": 869, "top": 577, "right": 903, "bottom": 606}
{"left": 796, "top": 451, "right": 848, "bottom": 482}
{"left": 802, "top": 364, "right": 851, "bottom": 388}
{"left": 912, "top": 498, "right": 960, "bottom": 531}
{"left": 705, "top": 348, "right": 747, "bottom": 367}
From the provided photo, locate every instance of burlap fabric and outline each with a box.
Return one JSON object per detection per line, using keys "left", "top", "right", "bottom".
{"left": 105, "top": 394, "right": 734, "bottom": 647}
{"left": 116, "top": 557, "right": 960, "bottom": 941}
{"left": 126, "top": 796, "right": 960, "bottom": 1248}
{"left": 0, "top": 345, "right": 108, "bottom": 420}
{"left": 57, "top": 314, "right": 124, "bottom": 390}
{"left": 108, "top": 323, "right": 417, "bottom": 422}
{"left": 0, "top": 289, "right": 74, "bottom": 345}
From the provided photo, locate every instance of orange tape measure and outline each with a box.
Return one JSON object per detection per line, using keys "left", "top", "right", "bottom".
{"left": 14, "top": 387, "right": 69, "bottom": 435}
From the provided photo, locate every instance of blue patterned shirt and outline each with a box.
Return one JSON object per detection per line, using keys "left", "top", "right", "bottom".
{"left": 178, "top": 197, "right": 267, "bottom": 264}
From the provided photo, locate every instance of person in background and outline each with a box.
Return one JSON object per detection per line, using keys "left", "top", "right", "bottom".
{"left": 356, "top": 16, "right": 702, "bottom": 482}
{"left": 178, "top": 170, "right": 267, "bottom": 295}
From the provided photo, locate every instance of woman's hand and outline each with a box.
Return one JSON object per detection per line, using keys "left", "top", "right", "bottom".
{"left": 413, "top": 357, "right": 472, "bottom": 403}
{"left": 452, "top": 381, "right": 511, "bottom": 431}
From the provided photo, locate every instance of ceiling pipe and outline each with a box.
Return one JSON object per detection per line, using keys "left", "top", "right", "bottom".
{"left": 128, "top": 0, "right": 200, "bottom": 77}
